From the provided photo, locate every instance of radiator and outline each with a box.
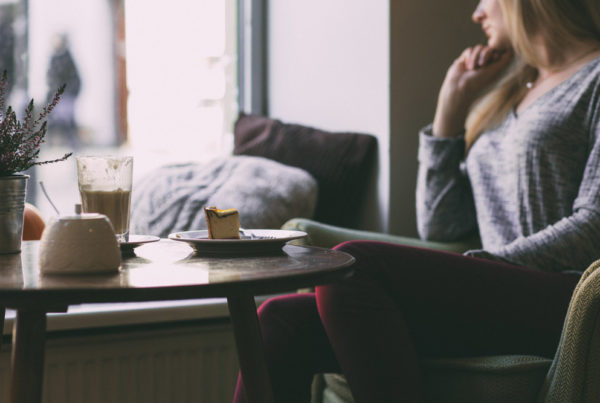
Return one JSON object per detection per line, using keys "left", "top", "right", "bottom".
{"left": 0, "top": 321, "right": 239, "bottom": 403}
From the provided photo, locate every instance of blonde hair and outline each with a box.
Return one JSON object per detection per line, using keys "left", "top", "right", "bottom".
{"left": 465, "top": 0, "right": 600, "bottom": 150}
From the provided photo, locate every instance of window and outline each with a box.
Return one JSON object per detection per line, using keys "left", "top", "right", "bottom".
{"left": 124, "top": 0, "right": 239, "bottom": 166}
{"left": 0, "top": 0, "right": 242, "bottom": 217}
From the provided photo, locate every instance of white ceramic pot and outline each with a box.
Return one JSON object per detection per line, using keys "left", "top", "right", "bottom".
{"left": 39, "top": 207, "right": 121, "bottom": 274}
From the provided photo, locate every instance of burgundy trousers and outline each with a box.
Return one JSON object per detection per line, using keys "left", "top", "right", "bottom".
{"left": 233, "top": 240, "right": 581, "bottom": 403}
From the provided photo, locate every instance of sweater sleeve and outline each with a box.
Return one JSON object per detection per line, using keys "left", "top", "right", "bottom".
{"left": 416, "top": 125, "right": 478, "bottom": 241}
{"left": 490, "top": 123, "right": 600, "bottom": 272}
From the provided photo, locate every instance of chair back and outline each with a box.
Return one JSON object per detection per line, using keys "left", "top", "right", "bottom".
{"left": 538, "top": 260, "right": 600, "bottom": 402}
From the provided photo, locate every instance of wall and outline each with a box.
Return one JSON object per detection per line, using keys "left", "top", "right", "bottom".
{"left": 388, "top": 0, "right": 483, "bottom": 236}
{"left": 268, "top": 0, "right": 482, "bottom": 235}
{"left": 268, "top": 0, "right": 390, "bottom": 232}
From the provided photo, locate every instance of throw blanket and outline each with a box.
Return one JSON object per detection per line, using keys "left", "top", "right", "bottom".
{"left": 130, "top": 155, "right": 318, "bottom": 237}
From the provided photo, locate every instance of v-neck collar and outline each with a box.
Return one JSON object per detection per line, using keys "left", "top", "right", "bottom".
{"left": 512, "top": 55, "right": 600, "bottom": 118}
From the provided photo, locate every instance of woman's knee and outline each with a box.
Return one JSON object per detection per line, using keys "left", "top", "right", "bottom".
{"left": 331, "top": 240, "right": 406, "bottom": 284}
{"left": 333, "top": 240, "right": 375, "bottom": 257}
{"left": 258, "top": 295, "right": 301, "bottom": 330}
{"left": 332, "top": 240, "right": 409, "bottom": 267}
{"left": 257, "top": 295, "right": 288, "bottom": 320}
{"left": 257, "top": 294, "right": 318, "bottom": 340}
{"left": 318, "top": 241, "right": 432, "bottom": 314}
{"left": 258, "top": 293, "right": 315, "bottom": 319}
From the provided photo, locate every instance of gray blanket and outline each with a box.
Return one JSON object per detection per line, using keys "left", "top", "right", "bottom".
{"left": 130, "top": 155, "right": 317, "bottom": 237}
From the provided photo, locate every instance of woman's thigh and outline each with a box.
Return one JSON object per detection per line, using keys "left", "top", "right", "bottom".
{"left": 317, "top": 241, "right": 581, "bottom": 358}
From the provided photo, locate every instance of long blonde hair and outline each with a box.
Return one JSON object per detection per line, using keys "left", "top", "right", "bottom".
{"left": 465, "top": 0, "right": 600, "bottom": 150}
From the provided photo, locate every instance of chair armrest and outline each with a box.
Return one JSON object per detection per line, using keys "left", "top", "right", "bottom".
{"left": 281, "top": 218, "right": 480, "bottom": 253}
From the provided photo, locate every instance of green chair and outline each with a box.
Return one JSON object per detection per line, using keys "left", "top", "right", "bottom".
{"left": 282, "top": 217, "right": 600, "bottom": 403}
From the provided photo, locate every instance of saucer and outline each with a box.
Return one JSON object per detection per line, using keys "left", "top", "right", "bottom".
{"left": 120, "top": 235, "right": 160, "bottom": 253}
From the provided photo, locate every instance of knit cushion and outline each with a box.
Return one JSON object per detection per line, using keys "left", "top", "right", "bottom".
{"left": 130, "top": 155, "right": 317, "bottom": 237}
{"left": 233, "top": 113, "right": 377, "bottom": 229}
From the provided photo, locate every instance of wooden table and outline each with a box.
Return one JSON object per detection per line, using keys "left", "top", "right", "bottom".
{"left": 0, "top": 240, "right": 355, "bottom": 403}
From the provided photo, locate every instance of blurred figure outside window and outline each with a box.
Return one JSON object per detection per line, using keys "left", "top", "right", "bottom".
{"left": 46, "top": 33, "right": 81, "bottom": 149}
{"left": 0, "top": 6, "right": 15, "bottom": 100}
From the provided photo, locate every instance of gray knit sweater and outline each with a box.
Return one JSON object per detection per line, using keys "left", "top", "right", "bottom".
{"left": 416, "top": 56, "right": 600, "bottom": 272}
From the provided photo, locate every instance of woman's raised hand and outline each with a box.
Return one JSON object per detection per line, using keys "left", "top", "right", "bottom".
{"left": 432, "top": 45, "right": 513, "bottom": 138}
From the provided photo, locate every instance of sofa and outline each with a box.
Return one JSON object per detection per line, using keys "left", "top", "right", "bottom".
{"left": 282, "top": 217, "right": 600, "bottom": 403}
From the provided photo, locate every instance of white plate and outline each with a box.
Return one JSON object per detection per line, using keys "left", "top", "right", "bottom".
{"left": 168, "top": 229, "right": 307, "bottom": 256}
{"left": 120, "top": 235, "right": 160, "bottom": 253}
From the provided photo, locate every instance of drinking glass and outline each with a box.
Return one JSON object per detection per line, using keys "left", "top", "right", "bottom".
{"left": 76, "top": 156, "right": 133, "bottom": 242}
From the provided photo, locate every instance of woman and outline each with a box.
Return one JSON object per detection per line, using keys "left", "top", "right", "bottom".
{"left": 234, "top": 0, "right": 600, "bottom": 401}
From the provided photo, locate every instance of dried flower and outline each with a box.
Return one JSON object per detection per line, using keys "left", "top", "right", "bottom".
{"left": 0, "top": 70, "right": 72, "bottom": 176}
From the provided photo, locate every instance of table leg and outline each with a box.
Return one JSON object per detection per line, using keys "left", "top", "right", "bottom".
{"left": 227, "top": 294, "right": 275, "bottom": 403}
{"left": 9, "top": 309, "right": 47, "bottom": 403}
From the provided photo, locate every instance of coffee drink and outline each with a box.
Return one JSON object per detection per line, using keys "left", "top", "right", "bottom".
{"left": 80, "top": 188, "right": 131, "bottom": 236}
{"left": 76, "top": 155, "right": 134, "bottom": 242}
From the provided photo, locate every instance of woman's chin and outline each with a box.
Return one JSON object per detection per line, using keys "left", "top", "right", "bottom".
{"left": 487, "top": 37, "right": 512, "bottom": 52}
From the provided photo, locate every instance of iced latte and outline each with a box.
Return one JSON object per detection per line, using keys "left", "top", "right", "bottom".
{"left": 76, "top": 156, "right": 134, "bottom": 242}
{"left": 80, "top": 189, "right": 131, "bottom": 235}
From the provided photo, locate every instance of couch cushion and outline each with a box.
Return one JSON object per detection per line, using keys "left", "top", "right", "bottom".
{"left": 233, "top": 113, "right": 377, "bottom": 228}
{"left": 315, "top": 355, "right": 552, "bottom": 403}
{"left": 421, "top": 355, "right": 551, "bottom": 403}
{"left": 130, "top": 155, "right": 317, "bottom": 237}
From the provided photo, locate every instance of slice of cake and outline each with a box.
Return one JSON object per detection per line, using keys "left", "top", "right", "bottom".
{"left": 204, "top": 206, "right": 240, "bottom": 239}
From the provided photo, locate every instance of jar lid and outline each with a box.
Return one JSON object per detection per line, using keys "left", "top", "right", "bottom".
{"left": 55, "top": 204, "right": 108, "bottom": 221}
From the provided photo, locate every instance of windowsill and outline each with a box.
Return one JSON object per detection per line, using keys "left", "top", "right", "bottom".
{"left": 2, "top": 296, "right": 272, "bottom": 336}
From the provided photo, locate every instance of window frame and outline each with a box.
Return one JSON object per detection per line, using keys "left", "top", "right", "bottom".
{"left": 238, "top": 0, "right": 267, "bottom": 116}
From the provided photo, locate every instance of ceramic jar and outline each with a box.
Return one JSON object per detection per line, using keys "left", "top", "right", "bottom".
{"left": 39, "top": 206, "right": 121, "bottom": 274}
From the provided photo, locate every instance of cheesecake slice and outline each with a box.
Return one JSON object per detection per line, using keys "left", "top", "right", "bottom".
{"left": 204, "top": 206, "right": 240, "bottom": 239}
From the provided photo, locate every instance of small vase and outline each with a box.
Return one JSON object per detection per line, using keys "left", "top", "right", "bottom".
{"left": 0, "top": 174, "right": 29, "bottom": 254}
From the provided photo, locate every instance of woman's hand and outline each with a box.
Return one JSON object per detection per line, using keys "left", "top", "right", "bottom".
{"left": 433, "top": 45, "right": 513, "bottom": 138}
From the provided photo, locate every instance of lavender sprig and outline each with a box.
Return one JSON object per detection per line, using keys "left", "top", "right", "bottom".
{"left": 0, "top": 71, "right": 71, "bottom": 176}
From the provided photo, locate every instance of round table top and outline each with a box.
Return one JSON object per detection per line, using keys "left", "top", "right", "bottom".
{"left": 0, "top": 240, "right": 355, "bottom": 309}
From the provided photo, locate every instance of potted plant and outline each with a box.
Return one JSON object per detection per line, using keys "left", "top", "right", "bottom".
{"left": 0, "top": 70, "right": 71, "bottom": 254}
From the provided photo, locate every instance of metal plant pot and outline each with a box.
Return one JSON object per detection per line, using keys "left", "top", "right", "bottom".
{"left": 0, "top": 174, "right": 29, "bottom": 254}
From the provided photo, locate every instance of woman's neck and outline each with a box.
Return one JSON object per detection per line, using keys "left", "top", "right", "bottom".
{"left": 535, "top": 41, "right": 600, "bottom": 81}
{"left": 516, "top": 41, "right": 600, "bottom": 115}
